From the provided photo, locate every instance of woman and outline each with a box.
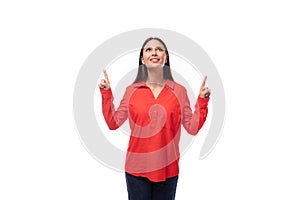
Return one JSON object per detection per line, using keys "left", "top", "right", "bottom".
{"left": 99, "top": 37, "right": 210, "bottom": 200}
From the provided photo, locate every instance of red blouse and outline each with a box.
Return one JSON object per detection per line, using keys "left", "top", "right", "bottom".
{"left": 100, "top": 80, "right": 209, "bottom": 182}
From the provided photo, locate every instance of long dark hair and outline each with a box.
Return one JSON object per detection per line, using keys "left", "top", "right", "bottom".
{"left": 133, "top": 37, "right": 174, "bottom": 83}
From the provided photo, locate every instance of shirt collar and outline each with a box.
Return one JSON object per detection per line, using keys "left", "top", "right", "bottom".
{"left": 133, "top": 80, "right": 175, "bottom": 90}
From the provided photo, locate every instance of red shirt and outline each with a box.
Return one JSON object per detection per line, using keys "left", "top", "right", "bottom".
{"left": 100, "top": 80, "right": 209, "bottom": 182}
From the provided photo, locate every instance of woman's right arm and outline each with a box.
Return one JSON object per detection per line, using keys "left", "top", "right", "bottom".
{"left": 99, "top": 70, "right": 128, "bottom": 130}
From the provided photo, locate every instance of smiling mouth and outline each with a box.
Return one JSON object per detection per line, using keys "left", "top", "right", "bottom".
{"left": 150, "top": 58, "right": 160, "bottom": 63}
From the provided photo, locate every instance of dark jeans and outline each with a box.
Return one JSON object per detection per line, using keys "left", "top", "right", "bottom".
{"left": 125, "top": 172, "right": 178, "bottom": 200}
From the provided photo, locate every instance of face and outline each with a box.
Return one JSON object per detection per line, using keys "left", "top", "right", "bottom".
{"left": 141, "top": 39, "right": 167, "bottom": 69}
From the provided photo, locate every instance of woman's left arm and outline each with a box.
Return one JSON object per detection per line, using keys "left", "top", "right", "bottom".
{"left": 181, "top": 76, "right": 210, "bottom": 135}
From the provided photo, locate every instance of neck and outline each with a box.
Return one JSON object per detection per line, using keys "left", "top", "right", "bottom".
{"left": 146, "top": 68, "right": 165, "bottom": 85}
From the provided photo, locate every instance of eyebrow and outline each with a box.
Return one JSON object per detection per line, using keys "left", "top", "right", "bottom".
{"left": 144, "top": 46, "right": 164, "bottom": 49}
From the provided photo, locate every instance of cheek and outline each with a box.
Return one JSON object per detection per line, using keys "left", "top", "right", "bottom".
{"left": 142, "top": 54, "right": 151, "bottom": 63}
{"left": 162, "top": 55, "right": 167, "bottom": 63}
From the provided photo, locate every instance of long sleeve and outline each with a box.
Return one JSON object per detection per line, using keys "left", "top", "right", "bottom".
{"left": 100, "top": 88, "right": 128, "bottom": 130}
{"left": 180, "top": 88, "right": 209, "bottom": 135}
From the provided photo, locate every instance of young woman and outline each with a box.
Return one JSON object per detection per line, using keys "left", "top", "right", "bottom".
{"left": 99, "top": 37, "right": 210, "bottom": 200}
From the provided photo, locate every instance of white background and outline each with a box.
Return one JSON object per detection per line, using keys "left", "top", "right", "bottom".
{"left": 1, "top": 0, "right": 299, "bottom": 199}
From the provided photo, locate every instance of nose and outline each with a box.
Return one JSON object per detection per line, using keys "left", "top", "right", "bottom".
{"left": 151, "top": 49, "right": 157, "bottom": 56}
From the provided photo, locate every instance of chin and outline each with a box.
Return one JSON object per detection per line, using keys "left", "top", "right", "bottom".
{"left": 146, "top": 64, "right": 164, "bottom": 69}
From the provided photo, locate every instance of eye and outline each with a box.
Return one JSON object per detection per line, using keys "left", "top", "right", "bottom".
{"left": 157, "top": 47, "right": 164, "bottom": 52}
{"left": 145, "top": 48, "right": 152, "bottom": 52}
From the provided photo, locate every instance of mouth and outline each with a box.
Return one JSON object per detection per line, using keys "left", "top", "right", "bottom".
{"left": 150, "top": 58, "right": 160, "bottom": 63}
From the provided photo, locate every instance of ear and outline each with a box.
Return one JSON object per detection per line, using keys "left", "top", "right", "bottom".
{"left": 141, "top": 57, "right": 145, "bottom": 64}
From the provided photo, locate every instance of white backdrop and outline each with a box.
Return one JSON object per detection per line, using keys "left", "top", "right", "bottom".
{"left": 1, "top": 0, "right": 299, "bottom": 199}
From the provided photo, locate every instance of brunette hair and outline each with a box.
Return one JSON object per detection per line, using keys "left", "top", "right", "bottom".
{"left": 133, "top": 37, "right": 174, "bottom": 83}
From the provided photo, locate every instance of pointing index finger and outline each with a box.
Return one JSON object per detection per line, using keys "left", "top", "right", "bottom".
{"left": 201, "top": 76, "right": 207, "bottom": 87}
{"left": 103, "top": 70, "right": 109, "bottom": 81}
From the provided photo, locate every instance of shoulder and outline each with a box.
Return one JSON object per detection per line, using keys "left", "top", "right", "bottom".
{"left": 166, "top": 80, "right": 187, "bottom": 92}
{"left": 122, "top": 82, "right": 146, "bottom": 96}
{"left": 126, "top": 82, "right": 146, "bottom": 90}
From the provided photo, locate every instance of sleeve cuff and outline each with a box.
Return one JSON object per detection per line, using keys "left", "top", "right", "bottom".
{"left": 100, "top": 88, "right": 113, "bottom": 99}
{"left": 197, "top": 96, "right": 209, "bottom": 108}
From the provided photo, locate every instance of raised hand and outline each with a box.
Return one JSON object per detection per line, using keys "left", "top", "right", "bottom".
{"left": 98, "top": 70, "right": 111, "bottom": 90}
{"left": 199, "top": 76, "right": 211, "bottom": 98}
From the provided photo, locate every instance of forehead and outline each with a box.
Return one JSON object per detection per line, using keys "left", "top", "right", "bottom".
{"left": 144, "top": 39, "right": 164, "bottom": 48}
